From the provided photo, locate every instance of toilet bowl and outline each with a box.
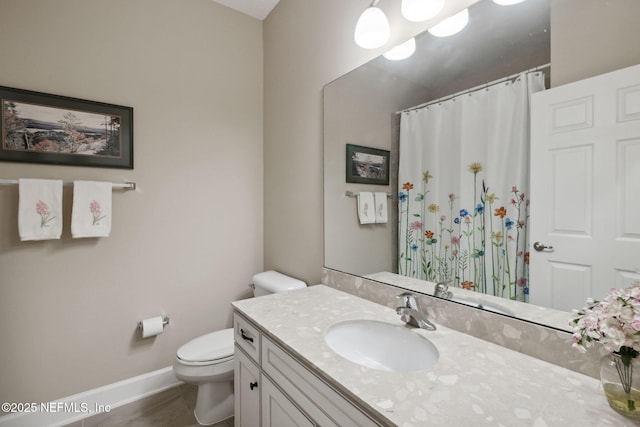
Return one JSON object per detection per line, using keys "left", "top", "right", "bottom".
{"left": 173, "top": 328, "right": 235, "bottom": 425}
{"left": 173, "top": 271, "right": 306, "bottom": 425}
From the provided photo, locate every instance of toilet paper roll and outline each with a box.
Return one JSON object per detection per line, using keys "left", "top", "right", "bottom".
{"left": 141, "top": 316, "right": 165, "bottom": 338}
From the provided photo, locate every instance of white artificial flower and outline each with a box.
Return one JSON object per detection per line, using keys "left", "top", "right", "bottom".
{"left": 570, "top": 282, "right": 640, "bottom": 355}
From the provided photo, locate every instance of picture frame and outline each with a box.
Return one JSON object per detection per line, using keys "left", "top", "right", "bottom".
{"left": 346, "top": 143, "right": 390, "bottom": 185}
{"left": 0, "top": 86, "right": 133, "bottom": 169}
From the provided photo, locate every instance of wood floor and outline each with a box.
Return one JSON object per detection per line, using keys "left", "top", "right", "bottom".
{"left": 64, "top": 384, "right": 234, "bottom": 427}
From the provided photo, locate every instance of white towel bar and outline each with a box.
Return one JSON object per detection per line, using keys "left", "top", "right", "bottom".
{"left": 345, "top": 190, "right": 392, "bottom": 198}
{"left": 0, "top": 179, "right": 136, "bottom": 190}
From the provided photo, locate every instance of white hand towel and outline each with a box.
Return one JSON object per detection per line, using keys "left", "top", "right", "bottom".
{"left": 374, "top": 192, "right": 388, "bottom": 224}
{"left": 71, "top": 181, "right": 112, "bottom": 238}
{"left": 357, "top": 192, "right": 375, "bottom": 224}
{"left": 18, "top": 178, "right": 63, "bottom": 241}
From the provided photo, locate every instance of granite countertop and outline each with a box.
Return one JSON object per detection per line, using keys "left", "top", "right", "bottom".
{"left": 232, "top": 285, "right": 632, "bottom": 426}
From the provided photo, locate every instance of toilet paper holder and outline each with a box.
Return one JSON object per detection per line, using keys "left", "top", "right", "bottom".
{"left": 137, "top": 315, "right": 170, "bottom": 330}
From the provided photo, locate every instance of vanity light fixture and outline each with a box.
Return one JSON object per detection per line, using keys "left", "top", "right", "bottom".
{"left": 354, "top": 0, "right": 391, "bottom": 49}
{"left": 383, "top": 37, "right": 416, "bottom": 60}
{"left": 401, "top": 0, "right": 444, "bottom": 22}
{"left": 493, "top": 0, "right": 527, "bottom": 5}
{"left": 427, "top": 7, "right": 469, "bottom": 37}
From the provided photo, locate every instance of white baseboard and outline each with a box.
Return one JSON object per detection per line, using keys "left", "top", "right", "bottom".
{"left": 0, "top": 366, "right": 181, "bottom": 427}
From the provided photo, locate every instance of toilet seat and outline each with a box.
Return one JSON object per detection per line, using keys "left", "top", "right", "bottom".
{"left": 177, "top": 328, "right": 234, "bottom": 366}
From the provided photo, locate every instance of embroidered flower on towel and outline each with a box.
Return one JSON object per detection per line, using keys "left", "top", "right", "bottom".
{"left": 90, "top": 200, "right": 105, "bottom": 225}
{"left": 36, "top": 200, "right": 55, "bottom": 228}
{"left": 363, "top": 202, "right": 369, "bottom": 217}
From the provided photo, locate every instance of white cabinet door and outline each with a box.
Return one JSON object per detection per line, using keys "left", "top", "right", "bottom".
{"left": 261, "top": 376, "right": 314, "bottom": 427}
{"left": 530, "top": 64, "right": 640, "bottom": 310}
{"left": 235, "top": 347, "right": 261, "bottom": 427}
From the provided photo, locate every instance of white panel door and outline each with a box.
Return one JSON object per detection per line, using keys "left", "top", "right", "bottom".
{"left": 530, "top": 64, "right": 640, "bottom": 311}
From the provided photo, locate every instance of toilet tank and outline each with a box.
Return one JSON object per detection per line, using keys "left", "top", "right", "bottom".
{"left": 251, "top": 270, "right": 306, "bottom": 297}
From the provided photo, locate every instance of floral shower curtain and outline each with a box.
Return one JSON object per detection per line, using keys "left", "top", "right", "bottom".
{"left": 398, "top": 71, "right": 545, "bottom": 302}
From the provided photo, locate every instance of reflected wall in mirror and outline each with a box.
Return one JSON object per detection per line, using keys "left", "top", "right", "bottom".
{"left": 323, "top": 0, "right": 640, "bottom": 332}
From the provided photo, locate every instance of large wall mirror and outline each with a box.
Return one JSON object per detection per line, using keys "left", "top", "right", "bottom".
{"left": 323, "top": 0, "right": 640, "bottom": 332}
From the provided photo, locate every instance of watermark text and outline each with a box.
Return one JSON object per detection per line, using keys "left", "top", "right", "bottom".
{"left": 2, "top": 401, "right": 111, "bottom": 414}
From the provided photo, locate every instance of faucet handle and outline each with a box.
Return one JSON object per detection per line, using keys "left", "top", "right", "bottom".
{"left": 396, "top": 292, "right": 418, "bottom": 309}
{"left": 434, "top": 282, "right": 453, "bottom": 299}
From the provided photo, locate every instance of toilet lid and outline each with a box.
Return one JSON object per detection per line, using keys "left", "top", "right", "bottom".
{"left": 177, "top": 328, "right": 234, "bottom": 363}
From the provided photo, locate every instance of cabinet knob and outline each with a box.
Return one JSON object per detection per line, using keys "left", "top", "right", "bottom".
{"left": 250, "top": 381, "right": 258, "bottom": 390}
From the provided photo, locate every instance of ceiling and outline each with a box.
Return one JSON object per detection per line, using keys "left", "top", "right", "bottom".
{"left": 369, "top": 0, "right": 550, "bottom": 105}
{"left": 211, "top": 0, "right": 280, "bottom": 20}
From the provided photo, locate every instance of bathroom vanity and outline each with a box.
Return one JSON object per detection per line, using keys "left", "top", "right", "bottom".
{"left": 233, "top": 306, "right": 380, "bottom": 425}
{"left": 232, "top": 285, "right": 632, "bottom": 426}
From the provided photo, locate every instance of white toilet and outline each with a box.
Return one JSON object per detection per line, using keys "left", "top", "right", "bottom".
{"left": 173, "top": 271, "right": 306, "bottom": 425}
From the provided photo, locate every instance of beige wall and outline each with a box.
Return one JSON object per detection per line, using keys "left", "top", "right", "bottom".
{"left": 551, "top": 0, "right": 640, "bottom": 87}
{"left": 323, "top": 67, "right": 430, "bottom": 276}
{"left": 0, "top": 0, "right": 263, "bottom": 404}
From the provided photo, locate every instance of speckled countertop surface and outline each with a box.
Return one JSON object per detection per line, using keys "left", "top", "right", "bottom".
{"left": 232, "top": 285, "right": 634, "bottom": 426}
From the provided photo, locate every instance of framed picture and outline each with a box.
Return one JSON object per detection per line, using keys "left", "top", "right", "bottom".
{"left": 346, "top": 143, "right": 390, "bottom": 185}
{"left": 0, "top": 86, "right": 133, "bottom": 169}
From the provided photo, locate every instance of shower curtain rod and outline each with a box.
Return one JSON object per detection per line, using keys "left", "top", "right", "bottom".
{"left": 396, "top": 62, "right": 550, "bottom": 114}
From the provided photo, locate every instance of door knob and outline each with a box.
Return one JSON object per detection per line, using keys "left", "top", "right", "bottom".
{"left": 533, "top": 241, "right": 553, "bottom": 252}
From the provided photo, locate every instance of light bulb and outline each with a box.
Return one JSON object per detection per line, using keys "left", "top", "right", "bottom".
{"left": 401, "top": 0, "right": 445, "bottom": 22}
{"left": 383, "top": 38, "right": 416, "bottom": 60}
{"left": 354, "top": 6, "right": 390, "bottom": 49}
{"left": 493, "top": 0, "right": 526, "bottom": 5}
{"left": 428, "top": 8, "right": 469, "bottom": 37}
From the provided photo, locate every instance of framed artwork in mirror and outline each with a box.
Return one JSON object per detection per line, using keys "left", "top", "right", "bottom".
{"left": 0, "top": 85, "right": 133, "bottom": 169}
{"left": 345, "top": 143, "right": 389, "bottom": 185}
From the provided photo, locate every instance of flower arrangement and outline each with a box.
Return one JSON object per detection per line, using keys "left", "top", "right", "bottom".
{"left": 570, "top": 283, "right": 640, "bottom": 416}
{"left": 570, "top": 283, "right": 640, "bottom": 357}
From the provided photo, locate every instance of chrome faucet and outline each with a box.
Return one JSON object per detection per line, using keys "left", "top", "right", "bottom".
{"left": 434, "top": 282, "right": 453, "bottom": 299}
{"left": 395, "top": 292, "right": 436, "bottom": 330}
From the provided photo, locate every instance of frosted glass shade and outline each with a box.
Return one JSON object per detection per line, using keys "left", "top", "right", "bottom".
{"left": 354, "top": 7, "right": 390, "bottom": 49}
{"left": 428, "top": 8, "right": 469, "bottom": 37}
{"left": 383, "top": 38, "right": 416, "bottom": 60}
{"left": 401, "top": 0, "right": 445, "bottom": 22}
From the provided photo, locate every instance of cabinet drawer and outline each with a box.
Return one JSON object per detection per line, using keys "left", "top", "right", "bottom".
{"left": 262, "top": 336, "right": 380, "bottom": 427}
{"left": 234, "top": 313, "right": 261, "bottom": 362}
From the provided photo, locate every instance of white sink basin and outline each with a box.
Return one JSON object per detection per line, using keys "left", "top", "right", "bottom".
{"left": 324, "top": 319, "right": 439, "bottom": 372}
